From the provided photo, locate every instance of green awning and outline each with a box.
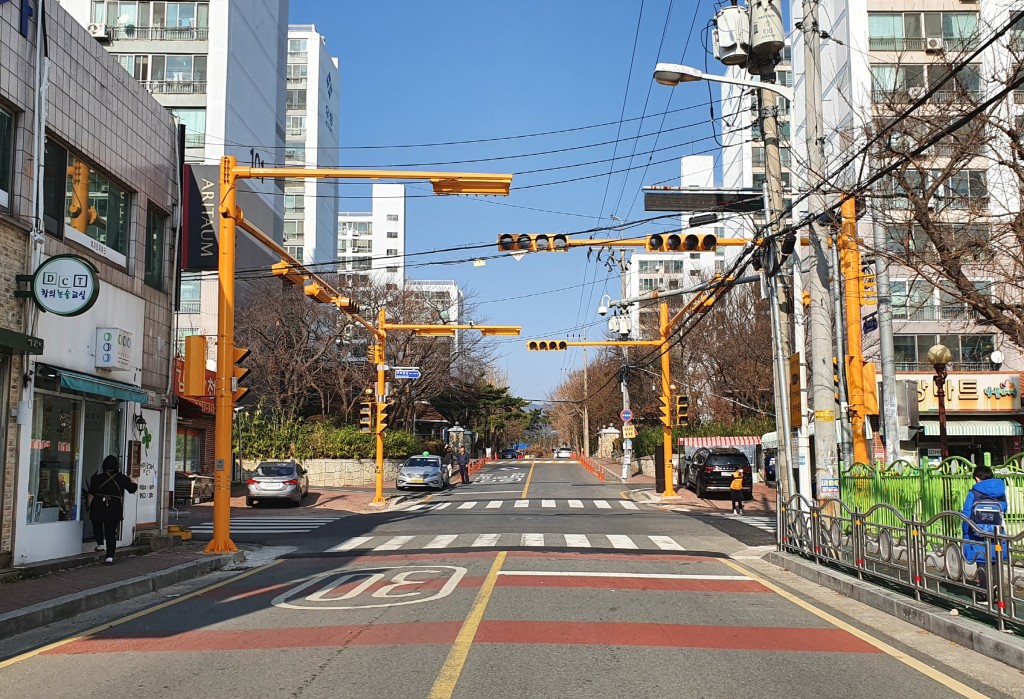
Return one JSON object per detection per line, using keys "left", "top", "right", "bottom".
{"left": 56, "top": 368, "right": 148, "bottom": 403}
{"left": 919, "top": 419, "right": 1024, "bottom": 437}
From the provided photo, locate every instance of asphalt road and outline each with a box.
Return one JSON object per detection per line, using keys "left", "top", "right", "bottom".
{"left": 3, "top": 459, "right": 1022, "bottom": 699}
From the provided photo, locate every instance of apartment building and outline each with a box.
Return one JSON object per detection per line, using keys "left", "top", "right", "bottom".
{"left": 284, "top": 24, "right": 340, "bottom": 265}
{"left": 791, "top": 0, "right": 1024, "bottom": 461}
{"left": 337, "top": 184, "right": 406, "bottom": 289}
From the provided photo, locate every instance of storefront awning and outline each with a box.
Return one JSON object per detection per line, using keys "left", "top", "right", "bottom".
{"left": 919, "top": 419, "right": 1024, "bottom": 437}
{"left": 53, "top": 367, "right": 148, "bottom": 403}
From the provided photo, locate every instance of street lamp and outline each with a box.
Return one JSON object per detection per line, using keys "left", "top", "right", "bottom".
{"left": 652, "top": 62, "right": 793, "bottom": 100}
{"left": 927, "top": 343, "right": 953, "bottom": 459}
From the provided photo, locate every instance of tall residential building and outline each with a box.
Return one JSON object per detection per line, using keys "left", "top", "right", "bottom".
{"left": 284, "top": 24, "right": 340, "bottom": 265}
{"left": 791, "top": 0, "right": 1024, "bottom": 461}
{"left": 338, "top": 184, "right": 406, "bottom": 288}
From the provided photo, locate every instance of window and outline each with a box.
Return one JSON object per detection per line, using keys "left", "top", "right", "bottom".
{"left": 640, "top": 279, "right": 657, "bottom": 292}
{"left": 868, "top": 11, "right": 978, "bottom": 50}
{"left": 27, "top": 394, "right": 82, "bottom": 523}
{"left": 179, "top": 277, "right": 200, "bottom": 313}
{"left": 289, "top": 38, "right": 308, "bottom": 55}
{"left": 387, "top": 214, "right": 399, "bottom": 222}
{"left": 0, "top": 105, "right": 12, "bottom": 209}
{"left": 891, "top": 280, "right": 934, "bottom": 319}
{"left": 893, "top": 334, "right": 996, "bottom": 370}
{"left": 284, "top": 194, "right": 305, "bottom": 212}
{"left": 175, "top": 427, "right": 203, "bottom": 474}
{"left": 153, "top": 2, "right": 210, "bottom": 29}
{"left": 171, "top": 107, "right": 205, "bottom": 148}
{"left": 43, "top": 141, "right": 131, "bottom": 257}
{"left": 286, "top": 89, "right": 307, "bottom": 111}
{"left": 337, "top": 240, "right": 348, "bottom": 253}
{"left": 285, "top": 143, "right": 305, "bottom": 163}
{"left": 386, "top": 248, "right": 398, "bottom": 257}
{"left": 287, "top": 63, "right": 308, "bottom": 81}
{"left": 352, "top": 258, "right": 372, "bottom": 271}
{"left": 285, "top": 246, "right": 304, "bottom": 262}
{"left": 386, "top": 231, "right": 398, "bottom": 239}
{"left": 386, "top": 266, "right": 398, "bottom": 273}
{"left": 753, "top": 172, "right": 791, "bottom": 190}
{"left": 353, "top": 240, "right": 372, "bottom": 254}
{"left": 144, "top": 208, "right": 167, "bottom": 290}
{"left": 284, "top": 220, "right": 304, "bottom": 238}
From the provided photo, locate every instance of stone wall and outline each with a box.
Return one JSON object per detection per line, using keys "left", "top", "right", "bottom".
{"left": 241, "top": 459, "right": 405, "bottom": 488}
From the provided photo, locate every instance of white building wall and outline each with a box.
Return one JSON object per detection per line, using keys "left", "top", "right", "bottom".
{"left": 371, "top": 184, "right": 406, "bottom": 286}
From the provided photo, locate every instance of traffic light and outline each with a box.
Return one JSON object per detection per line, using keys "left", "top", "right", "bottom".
{"left": 367, "top": 344, "right": 383, "bottom": 365}
{"left": 659, "top": 393, "right": 672, "bottom": 427}
{"left": 359, "top": 391, "right": 374, "bottom": 433}
{"left": 859, "top": 262, "right": 877, "bottom": 305}
{"left": 833, "top": 356, "right": 841, "bottom": 402}
{"left": 675, "top": 394, "right": 690, "bottom": 427}
{"left": 271, "top": 260, "right": 309, "bottom": 287}
{"left": 232, "top": 347, "right": 251, "bottom": 402}
{"left": 376, "top": 400, "right": 389, "bottom": 433}
{"left": 527, "top": 340, "right": 568, "bottom": 351}
{"left": 645, "top": 232, "right": 717, "bottom": 252}
{"left": 183, "top": 335, "right": 207, "bottom": 397}
{"left": 497, "top": 233, "right": 569, "bottom": 252}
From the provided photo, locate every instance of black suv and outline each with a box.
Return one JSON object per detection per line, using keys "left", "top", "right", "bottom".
{"left": 680, "top": 447, "right": 752, "bottom": 500}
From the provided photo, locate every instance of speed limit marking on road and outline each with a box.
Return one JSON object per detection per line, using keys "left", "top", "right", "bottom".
{"left": 272, "top": 565, "right": 466, "bottom": 610}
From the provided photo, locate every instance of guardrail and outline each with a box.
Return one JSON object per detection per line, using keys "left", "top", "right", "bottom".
{"left": 780, "top": 493, "right": 1024, "bottom": 631}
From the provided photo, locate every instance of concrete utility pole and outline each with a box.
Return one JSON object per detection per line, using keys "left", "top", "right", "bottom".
{"left": 618, "top": 248, "right": 632, "bottom": 482}
{"left": 872, "top": 221, "right": 900, "bottom": 464}
{"left": 801, "top": 0, "right": 838, "bottom": 501}
{"left": 582, "top": 339, "right": 590, "bottom": 457}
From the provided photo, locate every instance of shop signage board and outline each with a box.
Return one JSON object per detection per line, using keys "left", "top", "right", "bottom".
{"left": 30, "top": 254, "right": 100, "bottom": 317}
{"left": 95, "top": 328, "right": 132, "bottom": 370}
{"left": 173, "top": 358, "right": 216, "bottom": 413}
{"left": 896, "top": 372, "right": 1022, "bottom": 412}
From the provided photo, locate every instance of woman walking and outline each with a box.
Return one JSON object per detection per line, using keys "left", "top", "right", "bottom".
{"left": 88, "top": 455, "right": 138, "bottom": 564}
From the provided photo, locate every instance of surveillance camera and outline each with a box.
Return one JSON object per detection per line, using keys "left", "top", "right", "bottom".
{"left": 598, "top": 305, "right": 608, "bottom": 316}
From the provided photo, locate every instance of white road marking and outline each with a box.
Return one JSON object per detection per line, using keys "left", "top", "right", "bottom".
{"left": 425, "top": 534, "right": 460, "bottom": 549}
{"left": 563, "top": 534, "right": 591, "bottom": 548}
{"left": 594, "top": 500, "right": 611, "bottom": 509}
{"left": 374, "top": 536, "right": 414, "bottom": 551}
{"left": 486, "top": 500, "right": 503, "bottom": 509}
{"left": 542, "top": 499, "right": 556, "bottom": 508}
{"left": 405, "top": 504, "right": 428, "bottom": 511}
{"left": 619, "top": 501, "right": 639, "bottom": 510}
{"left": 431, "top": 502, "right": 452, "bottom": 510}
{"left": 521, "top": 533, "right": 545, "bottom": 546}
{"left": 457, "top": 501, "right": 477, "bottom": 509}
{"left": 568, "top": 499, "right": 584, "bottom": 508}
{"left": 327, "top": 536, "right": 373, "bottom": 552}
{"left": 497, "top": 571, "right": 749, "bottom": 580}
{"left": 472, "top": 533, "right": 501, "bottom": 547}
{"left": 514, "top": 500, "right": 529, "bottom": 508}
{"left": 648, "top": 535, "right": 685, "bottom": 551}
{"left": 607, "top": 535, "right": 638, "bottom": 549}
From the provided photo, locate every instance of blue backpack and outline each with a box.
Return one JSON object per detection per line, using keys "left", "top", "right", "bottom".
{"left": 969, "top": 487, "right": 1005, "bottom": 529}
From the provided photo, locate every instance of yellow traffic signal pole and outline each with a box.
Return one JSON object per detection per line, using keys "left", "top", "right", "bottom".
{"left": 839, "top": 198, "right": 871, "bottom": 465}
{"left": 206, "top": 157, "right": 513, "bottom": 553}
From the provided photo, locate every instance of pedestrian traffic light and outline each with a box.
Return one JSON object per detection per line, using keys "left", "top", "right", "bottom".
{"left": 359, "top": 391, "right": 374, "bottom": 433}
{"left": 376, "top": 400, "right": 389, "bottom": 433}
{"left": 527, "top": 340, "right": 568, "bottom": 350}
{"left": 645, "top": 232, "right": 717, "bottom": 252}
{"left": 183, "top": 335, "right": 207, "bottom": 397}
{"left": 675, "top": 394, "right": 690, "bottom": 427}
{"left": 232, "top": 347, "right": 251, "bottom": 402}
{"left": 497, "top": 233, "right": 569, "bottom": 252}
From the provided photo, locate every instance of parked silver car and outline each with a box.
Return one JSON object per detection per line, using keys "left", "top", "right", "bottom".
{"left": 396, "top": 455, "right": 449, "bottom": 491}
{"left": 246, "top": 461, "right": 309, "bottom": 507}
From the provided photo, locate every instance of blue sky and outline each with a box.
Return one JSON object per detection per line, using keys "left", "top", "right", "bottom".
{"left": 290, "top": 0, "right": 725, "bottom": 400}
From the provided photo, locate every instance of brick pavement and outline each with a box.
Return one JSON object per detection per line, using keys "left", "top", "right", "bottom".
{"left": 179, "top": 485, "right": 385, "bottom": 520}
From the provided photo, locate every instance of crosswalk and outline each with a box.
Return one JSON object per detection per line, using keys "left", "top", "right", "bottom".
{"left": 187, "top": 516, "right": 340, "bottom": 536}
{"left": 701, "top": 512, "right": 778, "bottom": 534}
{"left": 325, "top": 532, "right": 688, "bottom": 553}
{"left": 400, "top": 499, "right": 641, "bottom": 513}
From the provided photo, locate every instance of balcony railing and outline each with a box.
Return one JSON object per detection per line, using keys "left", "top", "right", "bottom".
{"left": 1014, "top": 91, "right": 1024, "bottom": 104}
{"left": 287, "top": 76, "right": 307, "bottom": 84}
{"left": 286, "top": 128, "right": 306, "bottom": 138}
{"left": 110, "top": 26, "right": 210, "bottom": 41}
{"left": 893, "top": 305, "right": 984, "bottom": 322}
{"left": 141, "top": 80, "right": 207, "bottom": 95}
{"left": 867, "top": 37, "right": 979, "bottom": 52}
{"left": 895, "top": 361, "right": 995, "bottom": 372}
{"left": 178, "top": 299, "right": 201, "bottom": 314}
{"left": 871, "top": 89, "right": 982, "bottom": 105}
{"left": 184, "top": 133, "right": 205, "bottom": 148}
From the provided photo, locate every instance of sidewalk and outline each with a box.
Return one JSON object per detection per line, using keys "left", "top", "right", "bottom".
{"left": 0, "top": 543, "right": 244, "bottom": 639}
{"left": 176, "top": 484, "right": 390, "bottom": 520}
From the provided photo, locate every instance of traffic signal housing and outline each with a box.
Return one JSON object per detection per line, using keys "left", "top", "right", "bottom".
{"left": 497, "top": 233, "right": 568, "bottom": 253}
{"left": 645, "top": 232, "right": 717, "bottom": 252}
{"left": 376, "top": 400, "right": 389, "bottom": 433}
{"left": 183, "top": 335, "right": 207, "bottom": 397}
{"left": 526, "top": 340, "right": 568, "bottom": 351}
{"left": 675, "top": 394, "right": 690, "bottom": 427}
{"left": 833, "top": 356, "right": 841, "bottom": 403}
{"left": 232, "top": 347, "right": 251, "bottom": 402}
{"left": 359, "top": 391, "right": 374, "bottom": 433}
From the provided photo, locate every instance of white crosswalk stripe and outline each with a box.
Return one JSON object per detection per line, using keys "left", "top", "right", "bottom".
{"left": 594, "top": 500, "right": 611, "bottom": 509}
{"left": 457, "top": 502, "right": 476, "bottom": 510}
{"left": 706, "top": 513, "right": 778, "bottom": 533}
{"left": 620, "top": 501, "right": 639, "bottom": 510}
{"left": 515, "top": 500, "right": 529, "bottom": 508}
{"left": 188, "top": 516, "right": 339, "bottom": 536}
{"left": 541, "top": 499, "right": 556, "bottom": 508}
{"left": 486, "top": 500, "right": 503, "bottom": 509}
{"left": 397, "top": 499, "right": 643, "bottom": 513}
{"left": 324, "top": 532, "right": 690, "bottom": 553}
{"left": 568, "top": 499, "right": 584, "bottom": 508}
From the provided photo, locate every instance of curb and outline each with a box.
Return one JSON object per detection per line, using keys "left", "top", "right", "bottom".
{"left": 0, "top": 551, "right": 245, "bottom": 639}
{"left": 766, "top": 551, "right": 1024, "bottom": 672}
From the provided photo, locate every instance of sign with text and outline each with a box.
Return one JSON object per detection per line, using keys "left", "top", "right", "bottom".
{"left": 394, "top": 367, "right": 421, "bottom": 380}
{"left": 622, "top": 424, "right": 637, "bottom": 439}
{"left": 31, "top": 254, "right": 99, "bottom": 316}
{"left": 95, "top": 328, "right": 132, "bottom": 370}
{"left": 896, "top": 372, "right": 1021, "bottom": 413}
{"left": 180, "top": 165, "right": 219, "bottom": 271}
{"left": 174, "top": 358, "right": 216, "bottom": 413}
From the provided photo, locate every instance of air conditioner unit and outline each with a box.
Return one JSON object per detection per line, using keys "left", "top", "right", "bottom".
{"left": 87, "top": 23, "right": 110, "bottom": 40}
{"left": 925, "top": 37, "right": 945, "bottom": 53}
{"left": 907, "top": 86, "right": 926, "bottom": 100}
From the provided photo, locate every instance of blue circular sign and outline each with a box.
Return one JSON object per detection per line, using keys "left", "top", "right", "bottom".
{"left": 619, "top": 409, "right": 633, "bottom": 422}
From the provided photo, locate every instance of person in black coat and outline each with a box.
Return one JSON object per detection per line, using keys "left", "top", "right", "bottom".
{"left": 87, "top": 455, "right": 138, "bottom": 564}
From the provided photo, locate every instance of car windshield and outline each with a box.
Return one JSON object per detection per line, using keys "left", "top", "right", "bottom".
{"left": 404, "top": 458, "right": 438, "bottom": 469}
{"left": 255, "top": 464, "right": 296, "bottom": 477}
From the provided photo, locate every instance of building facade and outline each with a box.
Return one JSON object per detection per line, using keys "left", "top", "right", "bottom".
{"left": 2, "top": 0, "right": 180, "bottom": 564}
{"left": 284, "top": 24, "right": 340, "bottom": 265}
{"left": 338, "top": 183, "right": 406, "bottom": 288}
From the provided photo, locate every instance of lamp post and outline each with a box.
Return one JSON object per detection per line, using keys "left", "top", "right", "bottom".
{"left": 927, "top": 344, "right": 953, "bottom": 459}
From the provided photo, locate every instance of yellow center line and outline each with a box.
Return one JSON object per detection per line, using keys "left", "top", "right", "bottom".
{"left": 0, "top": 559, "right": 282, "bottom": 669}
{"left": 521, "top": 460, "right": 536, "bottom": 498}
{"left": 721, "top": 559, "right": 988, "bottom": 699}
{"left": 429, "top": 551, "right": 506, "bottom": 699}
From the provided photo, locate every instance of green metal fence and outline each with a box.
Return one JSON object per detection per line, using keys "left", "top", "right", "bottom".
{"left": 839, "top": 454, "right": 1024, "bottom": 537}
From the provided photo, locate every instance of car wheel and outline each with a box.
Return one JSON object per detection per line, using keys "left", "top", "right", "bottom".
{"left": 245, "top": 497, "right": 255, "bottom": 507}
{"left": 696, "top": 479, "right": 706, "bottom": 499}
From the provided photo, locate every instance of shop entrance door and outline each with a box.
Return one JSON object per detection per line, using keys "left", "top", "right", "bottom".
{"left": 81, "top": 401, "right": 122, "bottom": 543}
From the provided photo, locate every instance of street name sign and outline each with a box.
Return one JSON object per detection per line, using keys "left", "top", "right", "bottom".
{"left": 394, "top": 367, "right": 421, "bottom": 380}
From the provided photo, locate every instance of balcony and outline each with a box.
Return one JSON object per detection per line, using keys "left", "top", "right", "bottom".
{"left": 141, "top": 80, "right": 207, "bottom": 95}
{"left": 109, "top": 26, "right": 210, "bottom": 41}
{"left": 893, "top": 305, "right": 984, "bottom": 322}
{"left": 895, "top": 361, "right": 994, "bottom": 372}
{"left": 287, "top": 75, "right": 307, "bottom": 85}
{"left": 871, "top": 89, "right": 981, "bottom": 105}
{"left": 868, "top": 37, "right": 978, "bottom": 52}
{"left": 184, "top": 133, "right": 205, "bottom": 149}
{"left": 178, "top": 299, "right": 201, "bottom": 314}
{"left": 286, "top": 128, "right": 306, "bottom": 138}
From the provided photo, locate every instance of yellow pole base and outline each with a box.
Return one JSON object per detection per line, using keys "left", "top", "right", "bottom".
{"left": 371, "top": 494, "right": 387, "bottom": 505}
{"left": 204, "top": 537, "right": 239, "bottom": 553}
{"left": 662, "top": 485, "right": 677, "bottom": 497}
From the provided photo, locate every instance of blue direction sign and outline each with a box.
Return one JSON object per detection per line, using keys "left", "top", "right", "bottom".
{"left": 394, "top": 367, "right": 421, "bottom": 380}
{"left": 619, "top": 409, "right": 633, "bottom": 422}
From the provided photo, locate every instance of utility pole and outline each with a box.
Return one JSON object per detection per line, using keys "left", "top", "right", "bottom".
{"left": 801, "top": 0, "right": 839, "bottom": 501}
{"left": 582, "top": 338, "right": 590, "bottom": 457}
{"left": 618, "top": 248, "right": 632, "bottom": 481}
{"left": 872, "top": 221, "right": 900, "bottom": 464}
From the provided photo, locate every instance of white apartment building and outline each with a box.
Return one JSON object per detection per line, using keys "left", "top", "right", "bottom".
{"left": 789, "top": 0, "right": 1024, "bottom": 461}
{"left": 284, "top": 24, "right": 340, "bottom": 265}
{"left": 338, "top": 184, "right": 406, "bottom": 288}
{"left": 407, "top": 280, "right": 463, "bottom": 325}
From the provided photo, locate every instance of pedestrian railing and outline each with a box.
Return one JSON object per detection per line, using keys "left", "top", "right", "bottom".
{"left": 779, "top": 493, "right": 1024, "bottom": 631}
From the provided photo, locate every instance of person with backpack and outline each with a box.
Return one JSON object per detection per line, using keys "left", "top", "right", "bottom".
{"left": 961, "top": 464, "right": 1008, "bottom": 599}
{"left": 730, "top": 467, "right": 745, "bottom": 515}
{"left": 87, "top": 455, "right": 138, "bottom": 564}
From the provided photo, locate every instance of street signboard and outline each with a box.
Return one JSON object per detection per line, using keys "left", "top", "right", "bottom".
{"left": 622, "top": 424, "right": 637, "bottom": 439}
{"left": 644, "top": 187, "right": 769, "bottom": 214}
{"left": 619, "top": 409, "right": 633, "bottom": 422}
{"left": 394, "top": 367, "right": 421, "bottom": 380}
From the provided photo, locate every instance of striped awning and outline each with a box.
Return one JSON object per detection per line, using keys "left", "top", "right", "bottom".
{"left": 677, "top": 435, "right": 762, "bottom": 447}
{"left": 919, "top": 419, "right": 1024, "bottom": 437}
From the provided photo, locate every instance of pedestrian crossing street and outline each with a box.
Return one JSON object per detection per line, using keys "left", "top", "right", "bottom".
{"left": 699, "top": 512, "right": 778, "bottom": 534}
{"left": 400, "top": 499, "right": 642, "bottom": 513}
{"left": 187, "top": 516, "right": 340, "bottom": 536}
{"left": 326, "top": 532, "right": 688, "bottom": 553}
